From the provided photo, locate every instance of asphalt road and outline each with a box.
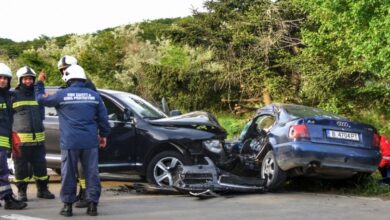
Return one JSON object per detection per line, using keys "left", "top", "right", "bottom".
{"left": 1, "top": 173, "right": 390, "bottom": 220}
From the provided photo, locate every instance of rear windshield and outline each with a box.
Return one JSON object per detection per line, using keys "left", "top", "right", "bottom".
{"left": 284, "top": 105, "right": 344, "bottom": 119}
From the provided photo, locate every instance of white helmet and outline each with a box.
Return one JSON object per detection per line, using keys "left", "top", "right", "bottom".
{"left": 57, "top": 55, "right": 78, "bottom": 70}
{"left": 62, "top": 64, "right": 86, "bottom": 82}
{"left": 0, "top": 63, "right": 12, "bottom": 79}
{"left": 16, "top": 66, "right": 36, "bottom": 84}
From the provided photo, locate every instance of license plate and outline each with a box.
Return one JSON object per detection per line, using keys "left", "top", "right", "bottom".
{"left": 326, "top": 130, "right": 360, "bottom": 141}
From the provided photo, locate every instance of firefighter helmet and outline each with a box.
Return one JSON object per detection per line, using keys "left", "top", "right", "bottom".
{"left": 57, "top": 55, "right": 78, "bottom": 71}
{"left": 16, "top": 66, "right": 36, "bottom": 84}
{"left": 62, "top": 64, "right": 86, "bottom": 82}
{"left": 0, "top": 63, "right": 12, "bottom": 79}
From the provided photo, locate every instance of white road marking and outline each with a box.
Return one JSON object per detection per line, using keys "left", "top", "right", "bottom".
{"left": 0, "top": 214, "right": 47, "bottom": 220}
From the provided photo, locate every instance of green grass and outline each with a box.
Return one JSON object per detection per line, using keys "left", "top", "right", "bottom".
{"left": 215, "top": 112, "right": 251, "bottom": 140}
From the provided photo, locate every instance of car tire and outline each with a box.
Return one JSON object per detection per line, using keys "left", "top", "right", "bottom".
{"left": 146, "top": 151, "right": 189, "bottom": 187}
{"left": 261, "top": 150, "right": 287, "bottom": 190}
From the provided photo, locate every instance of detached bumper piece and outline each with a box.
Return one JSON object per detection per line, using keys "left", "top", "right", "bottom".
{"left": 173, "top": 157, "right": 266, "bottom": 197}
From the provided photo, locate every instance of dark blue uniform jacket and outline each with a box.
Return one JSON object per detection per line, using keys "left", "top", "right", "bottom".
{"left": 35, "top": 81, "right": 110, "bottom": 150}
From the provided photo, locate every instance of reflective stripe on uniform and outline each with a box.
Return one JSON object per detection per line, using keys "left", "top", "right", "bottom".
{"left": 0, "top": 184, "right": 11, "bottom": 192}
{"left": 12, "top": 100, "right": 38, "bottom": 109}
{"left": 33, "top": 175, "right": 48, "bottom": 181}
{"left": 0, "top": 103, "right": 6, "bottom": 109}
{"left": 0, "top": 135, "right": 10, "bottom": 148}
{"left": 60, "top": 100, "right": 99, "bottom": 105}
{"left": 79, "top": 178, "right": 86, "bottom": 189}
{"left": 18, "top": 132, "right": 45, "bottom": 143}
{"left": 383, "top": 156, "right": 390, "bottom": 160}
{"left": 14, "top": 177, "right": 31, "bottom": 183}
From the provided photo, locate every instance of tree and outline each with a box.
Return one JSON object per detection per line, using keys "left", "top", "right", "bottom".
{"left": 294, "top": 0, "right": 390, "bottom": 115}
{"left": 168, "top": 0, "right": 303, "bottom": 108}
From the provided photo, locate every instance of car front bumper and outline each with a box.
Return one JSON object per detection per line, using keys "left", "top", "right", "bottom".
{"left": 273, "top": 142, "right": 381, "bottom": 175}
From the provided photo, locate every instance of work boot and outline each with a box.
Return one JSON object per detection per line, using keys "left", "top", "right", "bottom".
{"left": 37, "top": 189, "right": 55, "bottom": 199}
{"left": 17, "top": 191, "right": 27, "bottom": 202}
{"left": 36, "top": 179, "right": 55, "bottom": 199}
{"left": 4, "top": 194, "right": 27, "bottom": 210}
{"left": 75, "top": 188, "right": 88, "bottom": 208}
{"left": 86, "top": 202, "right": 98, "bottom": 216}
{"left": 60, "top": 203, "right": 73, "bottom": 217}
{"left": 16, "top": 182, "right": 28, "bottom": 202}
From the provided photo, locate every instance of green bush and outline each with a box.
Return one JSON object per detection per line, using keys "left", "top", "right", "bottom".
{"left": 214, "top": 112, "right": 252, "bottom": 140}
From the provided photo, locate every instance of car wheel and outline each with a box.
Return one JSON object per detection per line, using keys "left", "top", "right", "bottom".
{"left": 146, "top": 151, "right": 189, "bottom": 187}
{"left": 261, "top": 150, "right": 287, "bottom": 190}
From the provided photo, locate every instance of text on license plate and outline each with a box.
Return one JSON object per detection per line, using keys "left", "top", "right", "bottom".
{"left": 326, "top": 130, "right": 360, "bottom": 141}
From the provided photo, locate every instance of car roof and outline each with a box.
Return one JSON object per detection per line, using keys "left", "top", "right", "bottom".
{"left": 45, "top": 86, "right": 138, "bottom": 97}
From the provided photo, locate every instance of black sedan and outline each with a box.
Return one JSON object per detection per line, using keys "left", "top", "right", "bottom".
{"left": 42, "top": 87, "right": 227, "bottom": 186}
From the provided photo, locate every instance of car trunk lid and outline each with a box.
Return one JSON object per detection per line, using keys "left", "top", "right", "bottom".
{"left": 300, "top": 118, "right": 377, "bottom": 149}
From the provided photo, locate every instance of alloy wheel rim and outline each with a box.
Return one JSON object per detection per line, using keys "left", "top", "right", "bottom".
{"left": 153, "top": 156, "right": 183, "bottom": 186}
{"left": 262, "top": 155, "right": 275, "bottom": 183}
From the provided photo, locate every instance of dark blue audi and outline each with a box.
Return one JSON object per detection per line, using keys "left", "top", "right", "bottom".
{"left": 229, "top": 103, "right": 381, "bottom": 190}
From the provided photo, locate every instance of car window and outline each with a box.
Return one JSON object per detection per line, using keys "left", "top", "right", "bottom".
{"left": 101, "top": 96, "right": 124, "bottom": 121}
{"left": 44, "top": 89, "right": 58, "bottom": 116}
{"left": 45, "top": 107, "right": 57, "bottom": 116}
{"left": 284, "top": 105, "right": 343, "bottom": 119}
{"left": 255, "top": 115, "right": 276, "bottom": 132}
{"left": 116, "top": 93, "right": 167, "bottom": 119}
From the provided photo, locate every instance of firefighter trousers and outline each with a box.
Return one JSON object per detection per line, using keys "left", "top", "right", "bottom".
{"left": 0, "top": 150, "right": 12, "bottom": 200}
{"left": 60, "top": 148, "right": 100, "bottom": 204}
{"left": 14, "top": 145, "right": 48, "bottom": 184}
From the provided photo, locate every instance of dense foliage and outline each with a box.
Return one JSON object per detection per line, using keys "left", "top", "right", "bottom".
{"left": 0, "top": 0, "right": 389, "bottom": 134}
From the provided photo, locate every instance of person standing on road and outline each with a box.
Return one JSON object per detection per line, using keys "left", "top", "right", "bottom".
{"left": 12, "top": 66, "right": 55, "bottom": 202}
{"left": 57, "top": 55, "right": 96, "bottom": 208}
{"left": 0, "top": 63, "right": 27, "bottom": 210}
{"left": 36, "top": 64, "right": 110, "bottom": 217}
{"left": 378, "top": 134, "right": 390, "bottom": 185}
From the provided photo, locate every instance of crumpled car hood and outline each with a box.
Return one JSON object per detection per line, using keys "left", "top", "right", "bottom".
{"left": 149, "top": 111, "right": 226, "bottom": 135}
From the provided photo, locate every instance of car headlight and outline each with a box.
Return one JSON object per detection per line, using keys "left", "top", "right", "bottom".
{"left": 203, "top": 139, "right": 222, "bottom": 154}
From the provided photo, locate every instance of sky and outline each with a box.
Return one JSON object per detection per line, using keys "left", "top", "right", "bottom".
{"left": 0, "top": 0, "right": 206, "bottom": 42}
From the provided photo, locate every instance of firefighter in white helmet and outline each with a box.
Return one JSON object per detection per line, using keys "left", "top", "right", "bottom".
{"left": 12, "top": 66, "right": 55, "bottom": 202}
{"left": 0, "top": 63, "right": 27, "bottom": 210}
{"left": 36, "top": 64, "right": 110, "bottom": 216}
{"left": 57, "top": 55, "right": 95, "bottom": 208}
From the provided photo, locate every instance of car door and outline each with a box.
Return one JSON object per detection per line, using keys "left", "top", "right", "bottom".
{"left": 43, "top": 89, "right": 61, "bottom": 168}
{"left": 98, "top": 94, "right": 137, "bottom": 172}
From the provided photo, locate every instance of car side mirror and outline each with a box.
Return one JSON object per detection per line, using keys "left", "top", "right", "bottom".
{"left": 169, "top": 110, "right": 182, "bottom": 117}
{"left": 123, "top": 108, "right": 134, "bottom": 122}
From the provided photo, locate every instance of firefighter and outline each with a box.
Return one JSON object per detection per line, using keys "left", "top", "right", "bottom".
{"left": 0, "top": 63, "right": 27, "bottom": 210}
{"left": 58, "top": 55, "right": 95, "bottom": 208}
{"left": 58, "top": 55, "right": 96, "bottom": 91}
{"left": 36, "top": 64, "right": 110, "bottom": 217}
{"left": 378, "top": 134, "right": 390, "bottom": 185}
{"left": 12, "top": 66, "right": 55, "bottom": 201}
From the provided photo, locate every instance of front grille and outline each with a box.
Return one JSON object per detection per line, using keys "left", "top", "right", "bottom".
{"left": 182, "top": 173, "right": 213, "bottom": 185}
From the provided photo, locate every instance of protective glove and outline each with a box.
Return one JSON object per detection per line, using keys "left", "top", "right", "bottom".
{"left": 11, "top": 132, "right": 21, "bottom": 158}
